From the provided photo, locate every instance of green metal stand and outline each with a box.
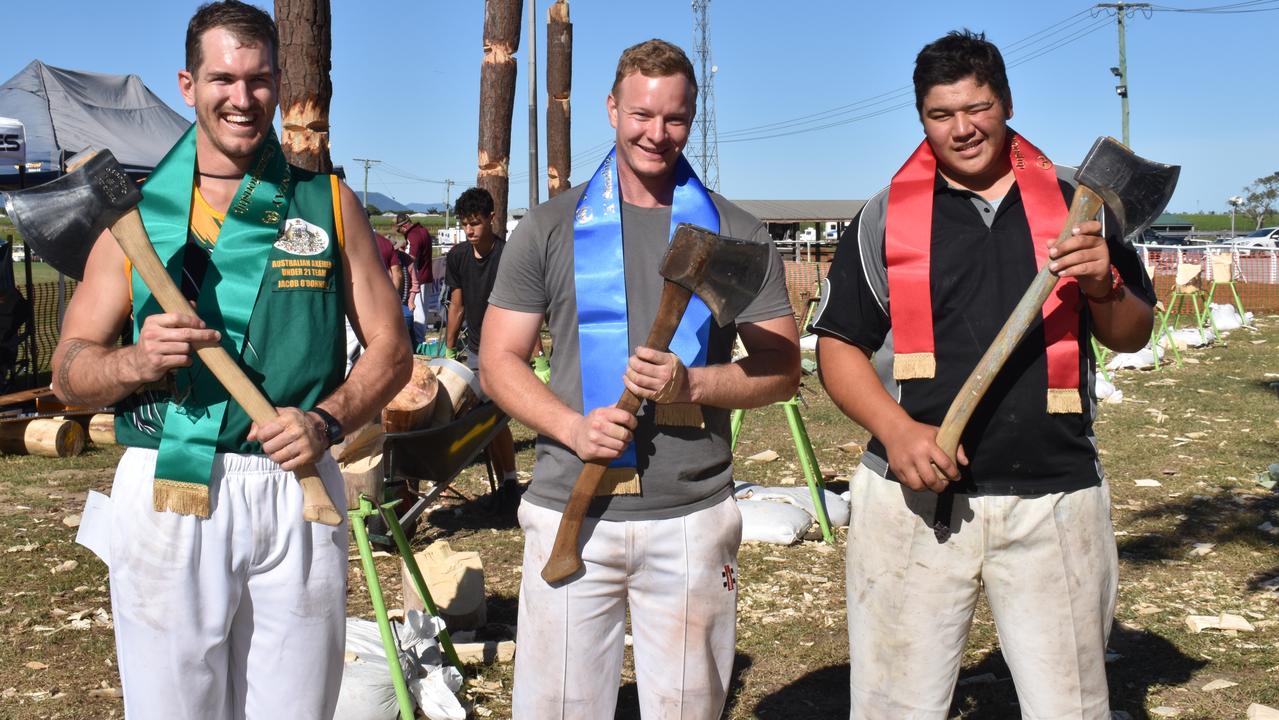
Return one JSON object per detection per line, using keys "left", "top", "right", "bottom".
{"left": 731, "top": 393, "right": 835, "bottom": 544}
{"left": 1148, "top": 303, "right": 1182, "bottom": 370}
{"left": 350, "top": 494, "right": 464, "bottom": 720}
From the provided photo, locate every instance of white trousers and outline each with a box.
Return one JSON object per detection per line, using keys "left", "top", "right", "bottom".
{"left": 512, "top": 496, "right": 742, "bottom": 720}
{"left": 108, "top": 447, "right": 349, "bottom": 720}
{"left": 846, "top": 465, "right": 1118, "bottom": 720}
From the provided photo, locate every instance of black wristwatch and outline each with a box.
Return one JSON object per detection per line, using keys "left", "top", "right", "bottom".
{"left": 310, "top": 407, "right": 344, "bottom": 447}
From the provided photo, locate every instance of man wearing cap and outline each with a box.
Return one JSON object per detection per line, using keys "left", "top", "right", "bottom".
{"left": 811, "top": 30, "right": 1155, "bottom": 718}
{"left": 395, "top": 211, "right": 434, "bottom": 339}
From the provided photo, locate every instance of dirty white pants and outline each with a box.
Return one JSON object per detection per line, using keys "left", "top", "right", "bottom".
{"left": 512, "top": 495, "right": 742, "bottom": 720}
{"left": 107, "top": 447, "right": 349, "bottom": 720}
{"left": 846, "top": 464, "right": 1118, "bottom": 720}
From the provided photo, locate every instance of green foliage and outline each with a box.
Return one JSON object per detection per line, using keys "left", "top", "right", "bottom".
{"left": 1240, "top": 171, "right": 1279, "bottom": 230}
{"left": 365, "top": 203, "right": 382, "bottom": 216}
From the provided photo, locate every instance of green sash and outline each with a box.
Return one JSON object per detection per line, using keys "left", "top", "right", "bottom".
{"left": 135, "top": 125, "right": 295, "bottom": 517}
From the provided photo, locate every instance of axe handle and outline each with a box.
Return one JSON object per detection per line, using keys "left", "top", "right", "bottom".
{"left": 109, "top": 208, "right": 343, "bottom": 526}
{"left": 934, "top": 186, "right": 1103, "bottom": 461}
{"left": 540, "top": 281, "right": 693, "bottom": 584}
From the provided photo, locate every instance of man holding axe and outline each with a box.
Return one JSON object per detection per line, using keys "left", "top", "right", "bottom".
{"left": 37, "top": 2, "right": 408, "bottom": 718}
{"left": 813, "top": 30, "right": 1164, "bottom": 718}
{"left": 482, "top": 39, "right": 799, "bottom": 719}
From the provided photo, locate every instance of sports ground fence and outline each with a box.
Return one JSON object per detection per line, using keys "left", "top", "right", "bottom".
{"left": 6, "top": 245, "right": 1277, "bottom": 389}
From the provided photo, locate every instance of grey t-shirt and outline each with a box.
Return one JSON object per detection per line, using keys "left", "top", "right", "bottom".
{"left": 489, "top": 184, "right": 792, "bottom": 520}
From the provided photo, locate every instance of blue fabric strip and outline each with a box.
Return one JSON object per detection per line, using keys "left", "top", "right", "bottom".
{"left": 572, "top": 148, "right": 719, "bottom": 468}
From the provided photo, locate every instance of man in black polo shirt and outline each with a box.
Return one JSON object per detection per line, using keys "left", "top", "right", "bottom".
{"left": 444, "top": 187, "right": 536, "bottom": 500}
{"left": 812, "top": 30, "right": 1155, "bottom": 719}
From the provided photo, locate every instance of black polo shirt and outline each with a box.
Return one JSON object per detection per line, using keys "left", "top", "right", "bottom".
{"left": 445, "top": 239, "right": 505, "bottom": 354}
{"left": 812, "top": 171, "right": 1155, "bottom": 495}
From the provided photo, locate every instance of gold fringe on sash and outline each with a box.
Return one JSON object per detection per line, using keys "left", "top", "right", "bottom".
{"left": 153, "top": 479, "right": 211, "bottom": 518}
{"left": 893, "top": 352, "right": 936, "bottom": 380}
{"left": 596, "top": 467, "right": 641, "bottom": 496}
{"left": 1046, "top": 388, "right": 1082, "bottom": 414}
{"left": 654, "top": 402, "right": 705, "bottom": 428}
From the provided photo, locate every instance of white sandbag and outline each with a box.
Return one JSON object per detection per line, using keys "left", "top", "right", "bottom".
{"left": 335, "top": 618, "right": 403, "bottom": 720}
{"left": 1104, "top": 389, "right": 1124, "bottom": 405}
{"left": 799, "top": 334, "right": 818, "bottom": 351}
{"left": 1168, "top": 327, "right": 1214, "bottom": 348}
{"left": 1093, "top": 377, "right": 1116, "bottom": 401}
{"left": 737, "top": 498, "right": 813, "bottom": 545}
{"left": 733, "top": 480, "right": 761, "bottom": 498}
{"left": 740, "top": 485, "right": 851, "bottom": 528}
{"left": 410, "top": 666, "right": 466, "bottom": 720}
{"left": 1107, "top": 346, "right": 1161, "bottom": 371}
{"left": 1209, "top": 303, "right": 1252, "bottom": 331}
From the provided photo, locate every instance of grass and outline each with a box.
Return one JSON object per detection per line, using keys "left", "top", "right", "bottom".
{"left": 0, "top": 317, "right": 1277, "bottom": 718}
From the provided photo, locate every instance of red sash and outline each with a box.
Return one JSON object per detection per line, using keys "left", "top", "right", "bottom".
{"left": 885, "top": 133, "right": 1082, "bottom": 414}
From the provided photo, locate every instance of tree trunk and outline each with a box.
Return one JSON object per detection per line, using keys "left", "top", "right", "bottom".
{"left": 546, "top": 1, "right": 572, "bottom": 198}
{"left": 275, "top": 0, "right": 333, "bottom": 173}
{"left": 478, "top": 0, "right": 523, "bottom": 237}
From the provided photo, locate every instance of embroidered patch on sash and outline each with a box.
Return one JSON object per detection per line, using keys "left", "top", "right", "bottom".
{"left": 274, "top": 218, "right": 330, "bottom": 256}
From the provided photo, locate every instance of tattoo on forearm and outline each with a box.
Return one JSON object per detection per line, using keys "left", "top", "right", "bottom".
{"left": 56, "top": 339, "right": 94, "bottom": 406}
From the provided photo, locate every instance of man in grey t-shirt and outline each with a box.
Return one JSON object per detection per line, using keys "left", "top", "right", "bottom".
{"left": 481, "top": 39, "right": 799, "bottom": 719}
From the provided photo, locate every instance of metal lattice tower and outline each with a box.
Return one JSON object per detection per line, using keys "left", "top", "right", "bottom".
{"left": 690, "top": 0, "right": 720, "bottom": 191}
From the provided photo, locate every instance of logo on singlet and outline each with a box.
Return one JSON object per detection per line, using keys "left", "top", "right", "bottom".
{"left": 274, "top": 218, "right": 329, "bottom": 256}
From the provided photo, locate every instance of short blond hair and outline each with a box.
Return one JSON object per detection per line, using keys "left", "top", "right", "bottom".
{"left": 612, "top": 39, "right": 698, "bottom": 102}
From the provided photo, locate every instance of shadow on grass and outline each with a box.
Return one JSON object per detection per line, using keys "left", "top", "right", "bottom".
{"left": 749, "top": 625, "right": 1203, "bottom": 719}
{"left": 615, "top": 652, "right": 753, "bottom": 719}
{"left": 1117, "top": 488, "right": 1279, "bottom": 573}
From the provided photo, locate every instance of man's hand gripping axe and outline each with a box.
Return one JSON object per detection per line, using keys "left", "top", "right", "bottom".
{"left": 4, "top": 149, "right": 343, "bottom": 526}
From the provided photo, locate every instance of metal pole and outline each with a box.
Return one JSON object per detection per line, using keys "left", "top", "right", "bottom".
{"left": 353, "top": 157, "right": 380, "bottom": 210}
{"left": 444, "top": 179, "right": 455, "bottom": 237}
{"left": 528, "top": 0, "right": 539, "bottom": 208}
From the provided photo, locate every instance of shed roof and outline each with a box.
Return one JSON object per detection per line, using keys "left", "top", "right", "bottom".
{"left": 730, "top": 199, "right": 866, "bottom": 223}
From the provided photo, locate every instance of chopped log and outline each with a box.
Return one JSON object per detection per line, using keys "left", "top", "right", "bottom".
{"left": 335, "top": 423, "right": 386, "bottom": 510}
{"left": 401, "top": 541, "right": 487, "bottom": 630}
{"left": 478, "top": 0, "right": 523, "bottom": 236}
{"left": 275, "top": 0, "right": 334, "bottom": 172}
{"left": 546, "top": 1, "right": 572, "bottom": 197}
{"left": 383, "top": 356, "right": 440, "bottom": 433}
{"left": 453, "top": 640, "right": 517, "bottom": 664}
{"left": 427, "top": 358, "right": 480, "bottom": 428}
{"left": 88, "top": 414, "right": 116, "bottom": 446}
{"left": 0, "top": 418, "right": 86, "bottom": 457}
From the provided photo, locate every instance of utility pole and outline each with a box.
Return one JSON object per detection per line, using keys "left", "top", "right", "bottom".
{"left": 443, "top": 179, "right": 456, "bottom": 233}
{"left": 1096, "top": 2, "right": 1149, "bottom": 147}
{"left": 352, "top": 157, "right": 380, "bottom": 210}
{"left": 527, "top": 0, "right": 539, "bottom": 209}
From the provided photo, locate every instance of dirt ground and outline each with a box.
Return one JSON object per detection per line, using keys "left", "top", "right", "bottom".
{"left": 1, "top": 315, "right": 1276, "bottom": 719}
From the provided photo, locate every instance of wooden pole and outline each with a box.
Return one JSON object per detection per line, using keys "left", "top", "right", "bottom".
{"left": 546, "top": 0, "right": 572, "bottom": 198}
{"left": 478, "top": 0, "right": 523, "bottom": 237}
{"left": 275, "top": 0, "right": 334, "bottom": 173}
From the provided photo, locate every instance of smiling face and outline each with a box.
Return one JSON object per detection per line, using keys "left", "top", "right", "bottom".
{"left": 179, "top": 26, "right": 278, "bottom": 169}
{"left": 920, "top": 75, "right": 1013, "bottom": 189}
{"left": 607, "top": 71, "right": 695, "bottom": 200}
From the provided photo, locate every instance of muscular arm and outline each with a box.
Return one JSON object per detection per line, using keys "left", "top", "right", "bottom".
{"left": 816, "top": 336, "right": 957, "bottom": 492}
{"left": 51, "top": 228, "right": 219, "bottom": 408}
{"left": 481, "top": 306, "right": 635, "bottom": 462}
{"left": 252, "top": 182, "right": 411, "bottom": 469}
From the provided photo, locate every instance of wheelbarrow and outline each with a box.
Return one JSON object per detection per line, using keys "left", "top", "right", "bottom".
{"left": 346, "top": 400, "right": 511, "bottom": 719}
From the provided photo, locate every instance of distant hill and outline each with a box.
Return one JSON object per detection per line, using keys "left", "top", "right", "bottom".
{"left": 360, "top": 192, "right": 445, "bottom": 214}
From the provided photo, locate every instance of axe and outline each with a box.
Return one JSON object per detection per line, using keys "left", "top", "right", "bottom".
{"left": 3, "top": 149, "right": 343, "bottom": 526}
{"left": 934, "top": 137, "right": 1178, "bottom": 475}
{"left": 540, "top": 223, "right": 772, "bottom": 584}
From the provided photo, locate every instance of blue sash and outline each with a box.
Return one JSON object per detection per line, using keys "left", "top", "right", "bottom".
{"left": 572, "top": 148, "right": 719, "bottom": 469}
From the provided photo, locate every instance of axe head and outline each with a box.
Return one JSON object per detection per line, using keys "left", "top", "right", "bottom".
{"left": 1075, "top": 137, "right": 1179, "bottom": 239}
{"left": 661, "top": 223, "right": 772, "bottom": 327}
{"left": 3, "top": 149, "right": 140, "bottom": 281}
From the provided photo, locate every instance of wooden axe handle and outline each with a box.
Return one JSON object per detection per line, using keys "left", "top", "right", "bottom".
{"left": 110, "top": 208, "right": 343, "bottom": 526}
{"left": 540, "top": 281, "right": 693, "bottom": 584}
{"left": 934, "top": 186, "right": 1104, "bottom": 461}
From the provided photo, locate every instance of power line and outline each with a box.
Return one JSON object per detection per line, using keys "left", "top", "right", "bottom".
{"left": 351, "top": 158, "right": 380, "bottom": 209}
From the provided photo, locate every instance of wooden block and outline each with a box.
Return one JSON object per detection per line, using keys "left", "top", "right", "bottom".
{"left": 0, "top": 418, "right": 86, "bottom": 457}
{"left": 401, "top": 541, "right": 486, "bottom": 630}
{"left": 88, "top": 414, "right": 115, "bottom": 446}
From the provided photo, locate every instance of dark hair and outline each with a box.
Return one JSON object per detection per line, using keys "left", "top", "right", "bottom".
{"left": 913, "top": 29, "right": 1011, "bottom": 116}
{"left": 454, "top": 187, "right": 495, "bottom": 219}
{"left": 612, "top": 39, "right": 698, "bottom": 104}
{"left": 394, "top": 212, "right": 411, "bottom": 225}
{"left": 186, "top": 1, "right": 278, "bottom": 74}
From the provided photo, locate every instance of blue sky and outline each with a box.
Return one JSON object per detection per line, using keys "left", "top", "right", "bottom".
{"left": 3, "top": 1, "right": 1276, "bottom": 215}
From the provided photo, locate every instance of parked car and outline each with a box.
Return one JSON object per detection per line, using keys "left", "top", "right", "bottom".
{"left": 1228, "top": 226, "right": 1279, "bottom": 251}
{"left": 1132, "top": 228, "right": 1185, "bottom": 246}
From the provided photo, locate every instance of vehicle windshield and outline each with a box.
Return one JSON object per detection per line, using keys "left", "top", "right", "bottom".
{"left": 1244, "top": 227, "right": 1275, "bottom": 238}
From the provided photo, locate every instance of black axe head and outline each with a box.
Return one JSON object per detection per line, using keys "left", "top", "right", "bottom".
{"left": 660, "top": 223, "right": 772, "bottom": 328}
{"left": 1075, "top": 137, "right": 1180, "bottom": 239}
{"left": 3, "top": 149, "right": 140, "bottom": 281}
